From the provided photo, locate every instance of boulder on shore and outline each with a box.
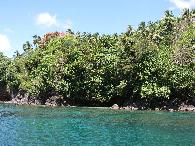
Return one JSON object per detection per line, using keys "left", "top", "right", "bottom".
{"left": 45, "top": 95, "right": 64, "bottom": 106}
{"left": 121, "top": 106, "right": 138, "bottom": 110}
{"left": 111, "top": 104, "right": 119, "bottom": 109}
{"left": 178, "top": 104, "right": 195, "bottom": 112}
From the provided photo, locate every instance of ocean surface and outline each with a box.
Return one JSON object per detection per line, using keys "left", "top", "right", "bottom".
{"left": 0, "top": 103, "right": 195, "bottom": 146}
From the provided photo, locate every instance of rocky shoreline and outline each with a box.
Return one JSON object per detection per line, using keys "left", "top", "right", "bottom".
{"left": 1, "top": 89, "right": 195, "bottom": 112}
{"left": 1, "top": 98, "right": 195, "bottom": 112}
{"left": 110, "top": 103, "right": 195, "bottom": 112}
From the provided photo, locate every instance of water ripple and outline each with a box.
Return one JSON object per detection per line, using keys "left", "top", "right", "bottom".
{"left": 0, "top": 104, "right": 195, "bottom": 145}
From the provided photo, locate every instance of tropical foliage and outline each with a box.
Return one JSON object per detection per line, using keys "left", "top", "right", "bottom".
{"left": 1, "top": 9, "right": 195, "bottom": 106}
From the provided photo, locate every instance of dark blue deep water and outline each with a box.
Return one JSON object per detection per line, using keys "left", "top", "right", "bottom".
{"left": 0, "top": 103, "right": 195, "bottom": 146}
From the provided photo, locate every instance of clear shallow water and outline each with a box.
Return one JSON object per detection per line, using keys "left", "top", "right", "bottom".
{"left": 0, "top": 104, "right": 195, "bottom": 146}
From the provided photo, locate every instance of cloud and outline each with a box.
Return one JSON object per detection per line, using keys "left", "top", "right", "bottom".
{"left": 63, "top": 19, "right": 72, "bottom": 29}
{"left": 36, "top": 12, "right": 57, "bottom": 27}
{"left": 0, "top": 34, "right": 11, "bottom": 52}
{"left": 36, "top": 12, "right": 73, "bottom": 30}
{"left": 169, "top": 0, "right": 195, "bottom": 9}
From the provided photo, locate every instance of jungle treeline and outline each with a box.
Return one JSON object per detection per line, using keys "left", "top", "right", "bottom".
{"left": 0, "top": 10, "right": 195, "bottom": 107}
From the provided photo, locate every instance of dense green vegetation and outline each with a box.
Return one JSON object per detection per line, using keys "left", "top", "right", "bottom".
{"left": 0, "top": 10, "right": 195, "bottom": 107}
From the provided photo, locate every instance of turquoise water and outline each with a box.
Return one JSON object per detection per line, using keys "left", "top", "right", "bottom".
{"left": 0, "top": 104, "right": 195, "bottom": 146}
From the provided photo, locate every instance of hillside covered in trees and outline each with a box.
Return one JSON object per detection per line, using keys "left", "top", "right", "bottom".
{"left": 0, "top": 10, "right": 195, "bottom": 109}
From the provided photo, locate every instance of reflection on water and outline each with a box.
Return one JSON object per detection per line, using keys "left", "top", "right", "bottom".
{"left": 0, "top": 103, "right": 195, "bottom": 145}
